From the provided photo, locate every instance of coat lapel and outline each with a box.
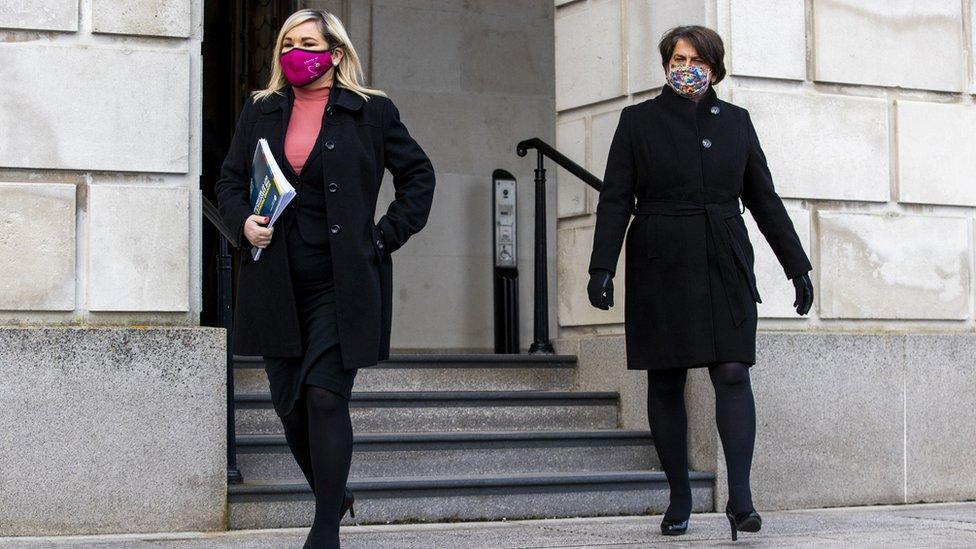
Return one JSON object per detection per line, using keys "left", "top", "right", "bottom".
{"left": 256, "top": 85, "right": 365, "bottom": 178}
{"left": 293, "top": 86, "right": 365, "bottom": 176}
{"left": 299, "top": 87, "right": 337, "bottom": 173}
{"left": 256, "top": 86, "right": 292, "bottom": 174}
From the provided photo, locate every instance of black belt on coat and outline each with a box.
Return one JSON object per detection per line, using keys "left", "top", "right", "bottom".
{"left": 633, "top": 198, "right": 749, "bottom": 327}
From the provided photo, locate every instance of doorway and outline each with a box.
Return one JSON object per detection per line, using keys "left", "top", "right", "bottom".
{"left": 200, "top": 0, "right": 296, "bottom": 327}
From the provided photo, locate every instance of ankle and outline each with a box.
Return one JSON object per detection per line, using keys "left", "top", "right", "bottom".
{"left": 664, "top": 500, "right": 692, "bottom": 521}
{"left": 726, "top": 499, "right": 756, "bottom": 517}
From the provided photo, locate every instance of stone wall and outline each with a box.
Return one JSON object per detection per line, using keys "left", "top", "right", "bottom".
{"left": 554, "top": 0, "right": 976, "bottom": 510}
{"left": 0, "top": 0, "right": 203, "bottom": 325}
{"left": 0, "top": 327, "right": 226, "bottom": 535}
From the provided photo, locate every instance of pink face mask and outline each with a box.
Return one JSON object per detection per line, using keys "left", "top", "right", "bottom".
{"left": 279, "top": 47, "right": 334, "bottom": 87}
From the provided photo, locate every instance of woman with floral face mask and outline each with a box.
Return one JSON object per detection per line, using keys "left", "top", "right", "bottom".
{"left": 586, "top": 26, "right": 813, "bottom": 541}
{"left": 214, "top": 9, "right": 434, "bottom": 548}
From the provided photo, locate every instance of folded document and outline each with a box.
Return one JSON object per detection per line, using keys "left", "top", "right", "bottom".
{"left": 249, "top": 138, "right": 296, "bottom": 260}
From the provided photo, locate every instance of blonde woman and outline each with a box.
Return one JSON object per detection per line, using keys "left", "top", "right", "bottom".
{"left": 214, "top": 9, "right": 435, "bottom": 548}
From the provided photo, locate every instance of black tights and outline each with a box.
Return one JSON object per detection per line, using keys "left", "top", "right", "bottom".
{"left": 646, "top": 361, "right": 756, "bottom": 521}
{"left": 280, "top": 385, "right": 353, "bottom": 549}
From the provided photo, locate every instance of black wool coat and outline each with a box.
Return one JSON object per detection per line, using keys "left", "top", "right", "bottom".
{"left": 215, "top": 85, "right": 435, "bottom": 369}
{"left": 588, "top": 84, "right": 811, "bottom": 370}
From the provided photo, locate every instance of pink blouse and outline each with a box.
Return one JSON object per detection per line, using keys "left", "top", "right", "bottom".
{"left": 284, "top": 84, "right": 331, "bottom": 175}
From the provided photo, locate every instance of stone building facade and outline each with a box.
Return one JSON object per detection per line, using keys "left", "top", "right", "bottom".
{"left": 1, "top": 0, "right": 975, "bottom": 536}
{"left": 553, "top": 0, "right": 976, "bottom": 511}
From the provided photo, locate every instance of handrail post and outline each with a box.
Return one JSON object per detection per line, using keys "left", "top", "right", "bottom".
{"left": 529, "top": 151, "right": 555, "bottom": 354}
{"left": 220, "top": 238, "right": 243, "bottom": 484}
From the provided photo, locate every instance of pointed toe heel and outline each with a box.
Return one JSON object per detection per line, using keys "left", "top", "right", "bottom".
{"left": 725, "top": 502, "right": 761, "bottom": 541}
{"left": 660, "top": 517, "right": 689, "bottom": 536}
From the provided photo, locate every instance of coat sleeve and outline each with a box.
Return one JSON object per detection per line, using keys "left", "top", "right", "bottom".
{"left": 214, "top": 96, "right": 256, "bottom": 250}
{"left": 588, "top": 106, "right": 636, "bottom": 276}
{"left": 376, "top": 96, "right": 436, "bottom": 255}
{"left": 741, "top": 109, "right": 812, "bottom": 279}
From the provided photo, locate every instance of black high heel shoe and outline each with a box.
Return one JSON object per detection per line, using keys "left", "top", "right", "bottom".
{"left": 724, "top": 501, "right": 761, "bottom": 541}
{"left": 659, "top": 517, "right": 688, "bottom": 535}
{"left": 340, "top": 487, "right": 356, "bottom": 520}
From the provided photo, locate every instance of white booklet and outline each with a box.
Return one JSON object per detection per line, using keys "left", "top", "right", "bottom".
{"left": 249, "top": 138, "right": 296, "bottom": 260}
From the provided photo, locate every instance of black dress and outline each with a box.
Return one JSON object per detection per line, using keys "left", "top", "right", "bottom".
{"left": 262, "top": 139, "right": 357, "bottom": 419}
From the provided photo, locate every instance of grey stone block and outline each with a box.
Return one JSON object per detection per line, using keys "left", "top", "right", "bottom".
{"left": 0, "top": 183, "right": 75, "bottom": 311}
{"left": 0, "top": 0, "right": 77, "bottom": 31}
{"left": 737, "top": 332, "right": 906, "bottom": 510}
{"left": 904, "top": 334, "right": 976, "bottom": 502}
{"left": 813, "top": 0, "right": 966, "bottom": 92}
{"left": 0, "top": 43, "right": 190, "bottom": 173}
{"left": 87, "top": 184, "right": 190, "bottom": 312}
{"left": 0, "top": 327, "right": 226, "bottom": 536}
{"left": 91, "top": 0, "right": 192, "bottom": 38}
{"left": 818, "top": 211, "right": 971, "bottom": 320}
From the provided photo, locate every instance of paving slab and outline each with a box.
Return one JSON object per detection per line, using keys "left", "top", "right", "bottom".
{"left": 1, "top": 502, "right": 975, "bottom": 548}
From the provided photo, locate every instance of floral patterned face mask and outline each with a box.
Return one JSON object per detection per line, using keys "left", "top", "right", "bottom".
{"left": 667, "top": 64, "right": 711, "bottom": 99}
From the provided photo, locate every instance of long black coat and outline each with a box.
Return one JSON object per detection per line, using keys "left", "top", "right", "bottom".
{"left": 589, "top": 85, "right": 811, "bottom": 370}
{"left": 215, "top": 85, "right": 435, "bottom": 369}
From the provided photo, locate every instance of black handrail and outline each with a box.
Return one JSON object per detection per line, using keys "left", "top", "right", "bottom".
{"left": 516, "top": 138, "right": 603, "bottom": 354}
{"left": 203, "top": 197, "right": 239, "bottom": 249}
{"left": 517, "top": 138, "right": 603, "bottom": 191}
{"left": 202, "top": 196, "right": 243, "bottom": 485}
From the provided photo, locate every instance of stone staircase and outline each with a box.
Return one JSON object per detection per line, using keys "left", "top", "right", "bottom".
{"left": 228, "top": 354, "right": 714, "bottom": 528}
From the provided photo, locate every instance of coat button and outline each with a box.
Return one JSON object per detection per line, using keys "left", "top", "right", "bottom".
{"left": 710, "top": 105, "right": 720, "bottom": 115}
{"left": 702, "top": 138, "right": 712, "bottom": 149}
{"left": 327, "top": 182, "right": 338, "bottom": 193}
{"left": 326, "top": 105, "right": 333, "bottom": 115}
{"left": 325, "top": 141, "right": 335, "bottom": 150}
{"left": 376, "top": 238, "right": 385, "bottom": 249}
{"left": 330, "top": 224, "right": 341, "bottom": 234}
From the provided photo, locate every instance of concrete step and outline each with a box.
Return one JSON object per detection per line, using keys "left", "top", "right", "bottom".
{"left": 236, "top": 430, "right": 659, "bottom": 480}
{"left": 232, "top": 354, "right": 578, "bottom": 393}
{"left": 235, "top": 391, "right": 621, "bottom": 435}
{"left": 227, "top": 470, "right": 715, "bottom": 528}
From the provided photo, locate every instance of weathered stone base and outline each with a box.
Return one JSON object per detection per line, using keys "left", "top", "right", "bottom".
{"left": 0, "top": 327, "right": 226, "bottom": 536}
{"left": 564, "top": 331, "right": 976, "bottom": 511}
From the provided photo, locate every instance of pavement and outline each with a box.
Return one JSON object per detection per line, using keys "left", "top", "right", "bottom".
{"left": 2, "top": 502, "right": 976, "bottom": 548}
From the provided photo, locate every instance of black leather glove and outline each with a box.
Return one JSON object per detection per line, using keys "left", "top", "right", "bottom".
{"left": 587, "top": 269, "right": 614, "bottom": 310}
{"left": 791, "top": 272, "right": 813, "bottom": 315}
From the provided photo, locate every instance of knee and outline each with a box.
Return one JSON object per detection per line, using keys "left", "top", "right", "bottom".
{"left": 305, "top": 385, "right": 347, "bottom": 415}
{"left": 647, "top": 371, "right": 687, "bottom": 398}
{"left": 281, "top": 408, "right": 305, "bottom": 430}
{"left": 709, "top": 362, "right": 750, "bottom": 388}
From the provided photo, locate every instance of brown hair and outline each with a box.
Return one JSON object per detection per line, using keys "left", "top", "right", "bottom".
{"left": 658, "top": 25, "right": 726, "bottom": 84}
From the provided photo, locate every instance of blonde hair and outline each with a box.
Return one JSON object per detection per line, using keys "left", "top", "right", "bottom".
{"left": 252, "top": 9, "right": 384, "bottom": 102}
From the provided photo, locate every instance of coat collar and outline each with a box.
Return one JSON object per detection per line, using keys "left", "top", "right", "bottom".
{"left": 257, "top": 84, "right": 365, "bottom": 114}
{"left": 658, "top": 83, "right": 719, "bottom": 116}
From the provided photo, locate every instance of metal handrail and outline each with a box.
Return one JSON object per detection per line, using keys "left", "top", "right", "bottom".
{"left": 516, "top": 138, "right": 604, "bottom": 354}
{"left": 202, "top": 196, "right": 243, "bottom": 484}
{"left": 203, "top": 197, "right": 239, "bottom": 249}
{"left": 517, "top": 138, "right": 603, "bottom": 191}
